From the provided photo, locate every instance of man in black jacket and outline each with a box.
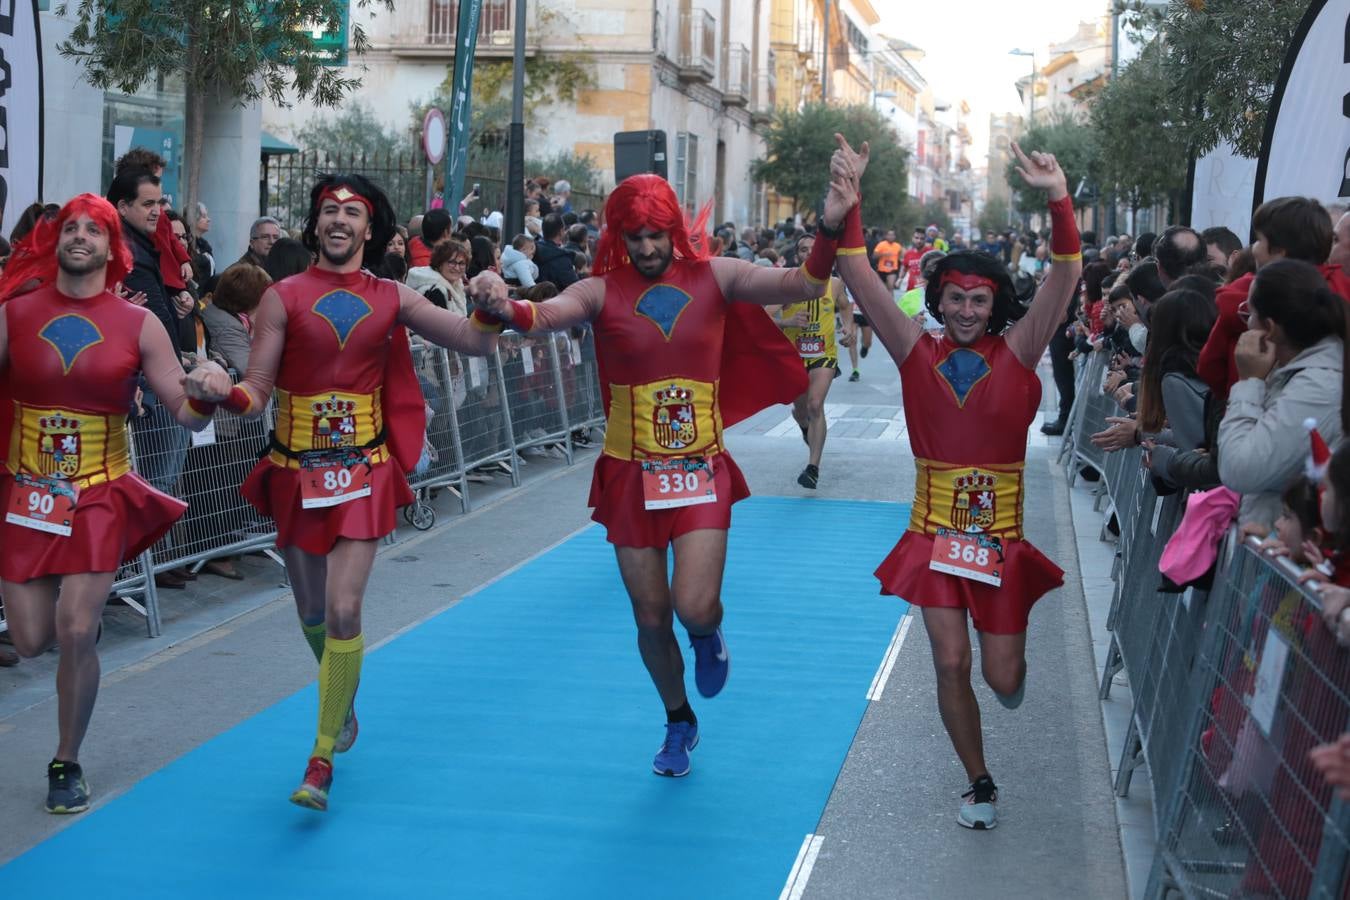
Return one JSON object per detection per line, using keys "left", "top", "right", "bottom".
{"left": 533, "top": 214, "right": 579, "bottom": 288}
{"left": 108, "top": 169, "right": 193, "bottom": 585}
{"left": 108, "top": 168, "right": 178, "bottom": 343}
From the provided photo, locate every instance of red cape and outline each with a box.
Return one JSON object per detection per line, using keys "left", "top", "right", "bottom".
{"left": 383, "top": 325, "right": 426, "bottom": 472}
{"left": 719, "top": 303, "right": 808, "bottom": 426}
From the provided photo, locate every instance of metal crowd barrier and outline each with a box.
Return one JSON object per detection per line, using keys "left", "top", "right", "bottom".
{"left": 1076, "top": 408, "right": 1350, "bottom": 896}
{"left": 13, "top": 330, "right": 611, "bottom": 640}
{"left": 1148, "top": 542, "right": 1350, "bottom": 899}
{"left": 1058, "top": 350, "right": 1107, "bottom": 470}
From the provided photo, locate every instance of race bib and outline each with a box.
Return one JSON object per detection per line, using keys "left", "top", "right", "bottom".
{"left": 6, "top": 473, "right": 79, "bottom": 537}
{"left": 929, "top": 529, "right": 1003, "bottom": 586}
{"left": 641, "top": 457, "right": 717, "bottom": 510}
{"left": 796, "top": 334, "right": 826, "bottom": 359}
{"left": 299, "top": 449, "right": 373, "bottom": 509}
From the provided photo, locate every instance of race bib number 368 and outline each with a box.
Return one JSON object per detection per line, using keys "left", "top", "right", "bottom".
{"left": 641, "top": 458, "right": 717, "bottom": 510}
{"left": 929, "top": 529, "right": 1003, "bottom": 586}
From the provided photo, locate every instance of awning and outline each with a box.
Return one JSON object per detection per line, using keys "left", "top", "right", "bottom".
{"left": 261, "top": 130, "right": 299, "bottom": 156}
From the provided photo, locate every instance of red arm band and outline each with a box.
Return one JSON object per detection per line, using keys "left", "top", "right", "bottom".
{"left": 837, "top": 203, "right": 866, "bottom": 257}
{"left": 471, "top": 307, "right": 506, "bottom": 334}
{"left": 222, "top": 385, "right": 251, "bottom": 415}
{"left": 185, "top": 397, "right": 216, "bottom": 419}
{"left": 1048, "top": 195, "right": 1080, "bottom": 261}
{"left": 802, "top": 231, "right": 839, "bottom": 285}
{"left": 471, "top": 300, "right": 536, "bottom": 333}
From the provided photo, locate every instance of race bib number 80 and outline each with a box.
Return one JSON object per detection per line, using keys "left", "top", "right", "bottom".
{"left": 929, "top": 529, "right": 1003, "bottom": 586}
{"left": 300, "top": 451, "right": 373, "bottom": 509}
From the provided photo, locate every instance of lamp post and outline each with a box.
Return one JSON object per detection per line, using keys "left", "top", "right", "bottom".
{"left": 1009, "top": 48, "right": 1035, "bottom": 124}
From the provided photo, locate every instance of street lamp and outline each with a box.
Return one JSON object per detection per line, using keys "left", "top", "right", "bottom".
{"left": 1009, "top": 48, "right": 1035, "bottom": 124}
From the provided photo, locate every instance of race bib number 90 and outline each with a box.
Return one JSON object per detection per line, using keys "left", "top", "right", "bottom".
{"left": 6, "top": 473, "right": 79, "bottom": 537}
{"left": 641, "top": 457, "right": 717, "bottom": 510}
{"left": 929, "top": 529, "right": 1003, "bottom": 586}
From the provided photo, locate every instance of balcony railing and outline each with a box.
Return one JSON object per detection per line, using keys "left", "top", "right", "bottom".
{"left": 751, "top": 50, "right": 777, "bottom": 122}
{"left": 678, "top": 9, "right": 715, "bottom": 82}
{"left": 723, "top": 43, "right": 749, "bottom": 105}
{"left": 426, "top": 0, "right": 513, "bottom": 47}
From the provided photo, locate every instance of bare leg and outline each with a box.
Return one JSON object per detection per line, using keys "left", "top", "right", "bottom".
{"left": 862, "top": 324, "right": 875, "bottom": 355}
{"left": 670, "top": 529, "right": 727, "bottom": 636}
{"left": 322, "top": 538, "right": 379, "bottom": 639}
{"left": 615, "top": 545, "right": 684, "bottom": 709}
{"left": 803, "top": 367, "right": 833, "bottom": 468}
{"left": 977, "top": 630, "right": 1028, "bottom": 699}
{"left": 283, "top": 545, "right": 328, "bottom": 628}
{"left": 847, "top": 326, "right": 860, "bottom": 373}
{"left": 922, "top": 606, "right": 988, "bottom": 781}
{"left": 791, "top": 393, "right": 809, "bottom": 438}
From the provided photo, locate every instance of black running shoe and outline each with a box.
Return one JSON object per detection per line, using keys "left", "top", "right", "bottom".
{"left": 797, "top": 464, "right": 819, "bottom": 489}
{"left": 860, "top": 345, "right": 870, "bottom": 358}
{"left": 46, "top": 760, "right": 90, "bottom": 814}
{"left": 848, "top": 370, "right": 860, "bottom": 382}
{"left": 1040, "top": 419, "right": 1066, "bottom": 436}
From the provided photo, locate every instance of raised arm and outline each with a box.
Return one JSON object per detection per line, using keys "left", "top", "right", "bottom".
{"left": 827, "top": 135, "right": 923, "bottom": 363}
{"left": 710, "top": 255, "right": 829, "bottom": 307}
{"left": 397, "top": 282, "right": 497, "bottom": 356}
{"left": 465, "top": 270, "right": 604, "bottom": 334}
{"left": 137, "top": 312, "right": 221, "bottom": 432}
{"left": 1004, "top": 144, "right": 1082, "bottom": 368}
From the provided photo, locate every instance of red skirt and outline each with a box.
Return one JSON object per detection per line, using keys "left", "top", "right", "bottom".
{"left": 874, "top": 530, "right": 1064, "bottom": 635}
{"left": 0, "top": 472, "right": 186, "bottom": 582}
{"left": 241, "top": 456, "right": 413, "bottom": 555}
{"left": 587, "top": 452, "right": 749, "bottom": 548}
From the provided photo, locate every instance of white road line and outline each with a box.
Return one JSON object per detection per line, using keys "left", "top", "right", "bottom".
{"left": 866, "top": 613, "right": 913, "bottom": 701}
{"left": 779, "top": 834, "right": 825, "bottom": 900}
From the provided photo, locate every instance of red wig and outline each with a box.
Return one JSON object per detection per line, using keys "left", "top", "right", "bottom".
{"left": 0, "top": 193, "right": 133, "bottom": 303}
{"left": 593, "top": 174, "right": 713, "bottom": 275}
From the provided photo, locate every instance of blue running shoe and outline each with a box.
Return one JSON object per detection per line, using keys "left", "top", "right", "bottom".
{"left": 690, "top": 627, "right": 730, "bottom": 698}
{"left": 652, "top": 721, "right": 700, "bottom": 777}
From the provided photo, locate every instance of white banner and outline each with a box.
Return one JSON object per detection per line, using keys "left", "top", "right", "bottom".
{"left": 1254, "top": 0, "right": 1350, "bottom": 208}
{"left": 0, "top": 0, "right": 43, "bottom": 233}
{"left": 1191, "top": 141, "right": 1258, "bottom": 239}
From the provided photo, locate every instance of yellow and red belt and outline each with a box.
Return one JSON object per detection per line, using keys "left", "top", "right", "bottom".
{"left": 603, "top": 377, "right": 724, "bottom": 461}
{"left": 6, "top": 403, "right": 131, "bottom": 488}
{"left": 268, "top": 388, "right": 388, "bottom": 469}
{"left": 909, "top": 458, "right": 1025, "bottom": 540}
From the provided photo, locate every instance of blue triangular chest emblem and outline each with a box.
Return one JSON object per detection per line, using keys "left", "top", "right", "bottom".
{"left": 634, "top": 285, "right": 693, "bottom": 340}
{"left": 313, "top": 290, "right": 373, "bottom": 349}
{"left": 40, "top": 314, "right": 104, "bottom": 374}
{"left": 936, "top": 348, "right": 991, "bottom": 407}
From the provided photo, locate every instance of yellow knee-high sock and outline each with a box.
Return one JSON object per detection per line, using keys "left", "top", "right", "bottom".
{"left": 313, "top": 634, "right": 363, "bottom": 761}
{"left": 301, "top": 621, "right": 327, "bottom": 663}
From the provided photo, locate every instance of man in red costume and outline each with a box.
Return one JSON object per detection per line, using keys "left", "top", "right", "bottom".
{"left": 0, "top": 194, "right": 227, "bottom": 814}
{"left": 828, "top": 136, "right": 1082, "bottom": 830}
{"left": 467, "top": 173, "right": 842, "bottom": 777}
{"left": 186, "top": 174, "right": 499, "bottom": 811}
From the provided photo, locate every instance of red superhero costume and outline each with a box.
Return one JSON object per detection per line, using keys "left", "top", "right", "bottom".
{"left": 0, "top": 286, "right": 190, "bottom": 581}
{"left": 473, "top": 176, "right": 842, "bottom": 547}
{"left": 874, "top": 332, "right": 1064, "bottom": 633}
{"left": 237, "top": 267, "right": 425, "bottom": 555}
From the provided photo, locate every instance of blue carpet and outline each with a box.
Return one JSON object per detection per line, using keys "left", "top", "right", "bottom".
{"left": 0, "top": 497, "right": 909, "bottom": 898}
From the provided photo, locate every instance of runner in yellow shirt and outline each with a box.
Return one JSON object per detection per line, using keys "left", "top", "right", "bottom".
{"left": 770, "top": 233, "right": 855, "bottom": 489}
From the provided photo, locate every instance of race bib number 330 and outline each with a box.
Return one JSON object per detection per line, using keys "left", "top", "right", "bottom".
{"left": 929, "top": 529, "right": 1003, "bottom": 586}
{"left": 6, "top": 473, "right": 79, "bottom": 537}
{"left": 641, "top": 458, "right": 717, "bottom": 510}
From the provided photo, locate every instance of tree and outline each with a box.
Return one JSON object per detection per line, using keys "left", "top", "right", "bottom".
{"left": 978, "top": 196, "right": 1012, "bottom": 235}
{"left": 295, "top": 101, "right": 412, "bottom": 160}
{"left": 897, "top": 197, "right": 953, "bottom": 236}
{"left": 1090, "top": 38, "right": 1189, "bottom": 217}
{"left": 1004, "top": 110, "right": 1098, "bottom": 214}
{"left": 1114, "top": 0, "right": 1305, "bottom": 158}
{"left": 57, "top": 0, "right": 387, "bottom": 225}
{"left": 410, "top": 56, "right": 597, "bottom": 180}
{"left": 753, "top": 102, "right": 909, "bottom": 227}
